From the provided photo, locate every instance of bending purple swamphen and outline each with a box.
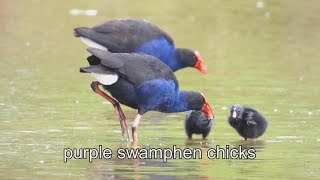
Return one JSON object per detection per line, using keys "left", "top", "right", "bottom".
{"left": 80, "top": 48, "right": 214, "bottom": 141}
{"left": 74, "top": 18, "right": 207, "bottom": 74}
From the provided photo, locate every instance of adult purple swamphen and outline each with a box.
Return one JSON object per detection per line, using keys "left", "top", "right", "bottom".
{"left": 74, "top": 18, "right": 207, "bottom": 74}
{"left": 80, "top": 48, "right": 214, "bottom": 141}
{"left": 228, "top": 104, "right": 268, "bottom": 140}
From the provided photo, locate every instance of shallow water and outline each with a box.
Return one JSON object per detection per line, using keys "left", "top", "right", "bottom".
{"left": 1, "top": 0, "right": 320, "bottom": 179}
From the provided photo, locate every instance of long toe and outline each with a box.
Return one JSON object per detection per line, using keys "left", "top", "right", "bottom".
{"left": 132, "top": 127, "right": 138, "bottom": 142}
{"left": 118, "top": 117, "right": 126, "bottom": 139}
{"left": 120, "top": 128, "right": 126, "bottom": 140}
{"left": 126, "top": 128, "right": 132, "bottom": 142}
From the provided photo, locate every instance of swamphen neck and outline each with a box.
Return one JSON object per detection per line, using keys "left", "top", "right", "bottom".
{"left": 177, "top": 91, "right": 213, "bottom": 119}
{"left": 135, "top": 79, "right": 213, "bottom": 119}
{"left": 158, "top": 91, "right": 209, "bottom": 113}
{"left": 134, "top": 38, "right": 207, "bottom": 74}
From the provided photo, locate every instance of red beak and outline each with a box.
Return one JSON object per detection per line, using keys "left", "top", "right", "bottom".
{"left": 200, "top": 101, "right": 214, "bottom": 120}
{"left": 194, "top": 51, "right": 207, "bottom": 74}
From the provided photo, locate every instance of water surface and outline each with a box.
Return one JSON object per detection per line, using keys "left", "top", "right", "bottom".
{"left": 1, "top": 0, "right": 320, "bottom": 179}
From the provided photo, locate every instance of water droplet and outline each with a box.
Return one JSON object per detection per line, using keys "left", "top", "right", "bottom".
{"left": 273, "top": 109, "right": 278, "bottom": 112}
{"left": 18, "top": 130, "right": 38, "bottom": 133}
{"left": 85, "top": 10, "right": 98, "bottom": 16}
{"left": 308, "top": 112, "right": 313, "bottom": 115}
{"left": 276, "top": 136, "right": 298, "bottom": 139}
{"left": 299, "top": 76, "right": 304, "bottom": 81}
{"left": 265, "top": 11, "right": 270, "bottom": 18}
{"left": 48, "top": 129, "right": 63, "bottom": 132}
{"left": 267, "top": 140, "right": 282, "bottom": 143}
{"left": 69, "top": 9, "right": 82, "bottom": 16}
{"left": 102, "top": 101, "right": 111, "bottom": 105}
{"left": 45, "top": 144, "right": 50, "bottom": 149}
{"left": 73, "top": 127, "right": 90, "bottom": 130}
{"left": 112, "top": 130, "right": 121, "bottom": 134}
{"left": 75, "top": 100, "right": 79, "bottom": 104}
{"left": 256, "top": 1, "right": 264, "bottom": 9}
{"left": 69, "top": 9, "right": 97, "bottom": 16}
{"left": 221, "top": 106, "right": 227, "bottom": 110}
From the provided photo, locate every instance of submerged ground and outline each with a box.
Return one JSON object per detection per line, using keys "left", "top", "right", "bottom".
{"left": 1, "top": 0, "right": 319, "bottom": 179}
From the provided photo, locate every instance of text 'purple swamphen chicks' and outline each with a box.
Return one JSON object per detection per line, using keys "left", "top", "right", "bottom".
{"left": 80, "top": 48, "right": 214, "bottom": 142}
{"left": 74, "top": 18, "right": 207, "bottom": 74}
{"left": 228, "top": 104, "right": 268, "bottom": 140}
{"left": 185, "top": 110, "right": 214, "bottom": 139}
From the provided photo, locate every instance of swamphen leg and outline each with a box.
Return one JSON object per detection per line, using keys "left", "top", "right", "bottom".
{"left": 90, "top": 81, "right": 131, "bottom": 140}
{"left": 132, "top": 114, "right": 142, "bottom": 142}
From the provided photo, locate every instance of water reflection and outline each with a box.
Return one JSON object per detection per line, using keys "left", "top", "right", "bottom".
{"left": 89, "top": 155, "right": 185, "bottom": 180}
{"left": 229, "top": 140, "right": 266, "bottom": 151}
{"left": 185, "top": 139, "right": 212, "bottom": 148}
{"left": 85, "top": 141, "right": 214, "bottom": 179}
{"left": 1, "top": 0, "right": 320, "bottom": 179}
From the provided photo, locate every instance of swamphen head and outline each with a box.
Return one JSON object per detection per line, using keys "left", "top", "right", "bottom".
{"left": 185, "top": 110, "right": 213, "bottom": 139}
{"left": 228, "top": 104, "right": 268, "bottom": 140}
{"left": 175, "top": 49, "right": 207, "bottom": 74}
{"left": 230, "top": 104, "right": 244, "bottom": 120}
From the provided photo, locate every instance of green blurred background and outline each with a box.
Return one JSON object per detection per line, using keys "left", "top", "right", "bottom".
{"left": 1, "top": 0, "right": 319, "bottom": 179}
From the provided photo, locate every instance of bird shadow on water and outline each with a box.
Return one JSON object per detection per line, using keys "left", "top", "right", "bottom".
{"left": 118, "top": 140, "right": 136, "bottom": 148}
{"left": 184, "top": 138, "right": 212, "bottom": 148}
{"left": 87, "top": 141, "right": 186, "bottom": 180}
{"left": 229, "top": 139, "right": 266, "bottom": 151}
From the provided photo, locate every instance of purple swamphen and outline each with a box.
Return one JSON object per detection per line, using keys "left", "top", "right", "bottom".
{"left": 74, "top": 19, "right": 207, "bottom": 74}
{"left": 80, "top": 48, "right": 214, "bottom": 141}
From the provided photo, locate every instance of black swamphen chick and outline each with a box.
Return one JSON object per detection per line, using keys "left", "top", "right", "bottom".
{"left": 185, "top": 110, "right": 213, "bottom": 139}
{"left": 228, "top": 104, "right": 268, "bottom": 140}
